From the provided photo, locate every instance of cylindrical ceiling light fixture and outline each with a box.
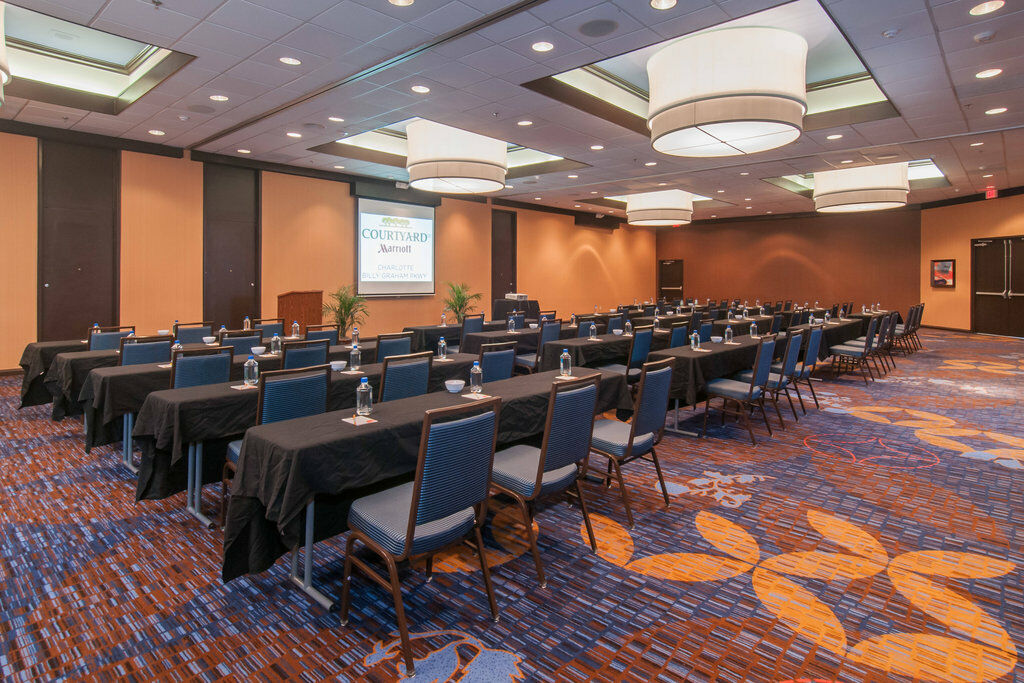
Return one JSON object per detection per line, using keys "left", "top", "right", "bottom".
{"left": 646, "top": 27, "right": 808, "bottom": 157}
{"left": 0, "top": 2, "right": 11, "bottom": 106}
{"left": 625, "top": 190, "right": 694, "bottom": 226}
{"left": 813, "top": 162, "right": 909, "bottom": 213}
{"left": 406, "top": 120, "right": 506, "bottom": 193}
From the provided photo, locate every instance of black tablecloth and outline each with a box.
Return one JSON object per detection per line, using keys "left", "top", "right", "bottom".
{"left": 20, "top": 339, "right": 89, "bottom": 407}
{"left": 630, "top": 314, "right": 691, "bottom": 329}
{"left": 460, "top": 324, "right": 591, "bottom": 357}
{"left": 648, "top": 336, "right": 762, "bottom": 405}
{"left": 780, "top": 308, "right": 827, "bottom": 329}
{"left": 849, "top": 311, "right": 898, "bottom": 335}
{"left": 404, "top": 321, "right": 506, "bottom": 353}
{"left": 711, "top": 316, "right": 775, "bottom": 337}
{"left": 133, "top": 354, "right": 478, "bottom": 503}
{"left": 80, "top": 344, "right": 366, "bottom": 451}
{"left": 221, "top": 368, "right": 632, "bottom": 581}
{"left": 492, "top": 299, "right": 539, "bottom": 320}
{"left": 784, "top": 320, "right": 862, "bottom": 359}
{"left": 536, "top": 331, "right": 671, "bottom": 372}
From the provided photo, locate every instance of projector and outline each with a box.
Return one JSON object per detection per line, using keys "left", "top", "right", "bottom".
{"left": 505, "top": 293, "right": 528, "bottom": 301}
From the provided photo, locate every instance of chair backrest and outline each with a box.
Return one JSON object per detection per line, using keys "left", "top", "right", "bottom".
{"left": 688, "top": 311, "right": 703, "bottom": 333}
{"left": 784, "top": 300, "right": 793, "bottom": 311}
{"left": 256, "top": 365, "right": 331, "bottom": 425}
{"left": 119, "top": 336, "right": 174, "bottom": 365}
{"left": 744, "top": 336, "right": 777, "bottom": 398}
{"left": 170, "top": 347, "right": 233, "bottom": 388}
{"left": 606, "top": 315, "right": 624, "bottom": 332}
{"left": 406, "top": 399, "right": 501, "bottom": 555}
{"left": 802, "top": 325, "right": 823, "bottom": 372}
{"left": 780, "top": 331, "right": 803, "bottom": 378}
{"left": 88, "top": 326, "right": 135, "bottom": 351}
{"left": 379, "top": 351, "right": 433, "bottom": 402}
{"left": 699, "top": 321, "right": 713, "bottom": 342}
{"left": 538, "top": 310, "right": 557, "bottom": 322}
{"left": 628, "top": 326, "right": 654, "bottom": 368}
{"left": 577, "top": 321, "right": 597, "bottom": 338}
{"left": 668, "top": 323, "right": 689, "bottom": 348}
{"left": 709, "top": 307, "right": 722, "bottom": 320}
{"left": 642, "top": 305, "right": 656, "bottom": 316}
{"left": 479, "top": 342, "right": 516, "bottom": 382}
{"left": 256, "top": 322, "right": 284, "bottom": 338}
{"left": 377, "top": 333, "right": 413, "bottom": 360}
{"left": 254, "top": 317, "right": 284, "bottom": 330}
{"left": 304, "top": 325, "right": 340, "bottom": 345}
{"left": 537, "top": 375, "right": 600, "bottom": 481}
{"left": 860, "top": 316, "right": 880, "bottom": 352}
{"left": 283, "top": 339, "right": 329, "bottom": 370}
{"left": 509, "top": 313, "right": 525, "bottom": 330}
{"left": 770, "top": 314, "right": 783, "bottom": 333}
{"left": 536, "top": 321, "right": 562, "bottom": 362}
{"left": 462, "top": 313, "right": 484, "bottom": 335}
{"left": 173, "top": 321, "right": 213, "bottom": 344}
{"left": 220, "top": 332, "right": 263, "bottom": 356}
{"left": 629, "top": 358, "right": 674, "bottom": 445}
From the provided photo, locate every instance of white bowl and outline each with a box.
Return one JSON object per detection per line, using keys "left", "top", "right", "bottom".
{"left": 330, "top": 360, "right": 347, "bottom": 371}
{"left": 158, "top": 329, "right": 170, "bottom": 335}
{"left": 612, "top": 329, "right": 624, "bottom": 335}
{"left": 711, "top": 336, "right": 724, "bottom": 343}
{"left": 445, "top": 379, "right": 465, "bottom": 393}
{"left": 529, "top": 323, "right": 538, "bottom": 329}
{"left": 202, "top": 336, "right": 216, "bottom": 344}
{"left": 251, "top": 346, "right": 266, "bottom": 355}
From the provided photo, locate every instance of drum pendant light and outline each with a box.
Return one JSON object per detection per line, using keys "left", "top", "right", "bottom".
{"left": 813, "top": 162, "right": 909, "bottom": 213}
{"left": 626, "top": 190, "right": 694, "bottom": 226}
{"left": 406, "top": 120, "right": 507, "bottom": 193}
{"left": 646, "top": 27, "right": 808, "bottom": 157}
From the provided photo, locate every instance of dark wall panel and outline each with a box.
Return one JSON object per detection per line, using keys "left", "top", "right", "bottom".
{"left": 203, "top": 163, "right": 259, "bottom": 328}
{"left": 38, "top": 140, "right": 119, "bottom": 341}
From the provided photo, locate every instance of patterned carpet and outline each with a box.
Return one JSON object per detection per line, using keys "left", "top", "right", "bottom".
{"left": 2, "top": 329, "right": 1022, "bottom": 681}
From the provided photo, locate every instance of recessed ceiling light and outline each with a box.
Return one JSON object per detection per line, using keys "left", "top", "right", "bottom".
{"left": 328, "top": 116, "right": 345, "bottom": 122}
{"left": 970, "top": 141, "right": 985, "bottom": 146}
{"left": 279, "top": 57, "right": 301, "bottom": 66}
{"left": 334, "top": 165, "right": 346, "bottom": 169}
{"left": 982, "top": 173, "right": 994, "bottom": 178}
{"left": 504, "top": 184, "right": 513, "bottom": 189}
{"left": 644, "top": 161, "right": 657, "bottom": 166}
{"left": 209, "top": 95, "right": 229, "bottom": 102}
{"left": 534, "top": 196, "right": 542, "bottom": 200}
{"left": 657, "top": 182, "right": 668, "bottom": 186}
{"left": 590, "top": 144, "right": 604, "bottom": 150}
{"left": 739, "top": 172, "right": 749, "bottom": 176}
{"left": 766, "top": 210, "right": 773, "bottom": 214}
{"left": 389, "top": 0, "right": 414, "bottom": 5}
{"left": 411, "top": 85, "right": 430, "bottom": 93}
{"left": 841, "top": 159, "right": 853, "bottom": 164}
{"left": 744, "top": 197, "right": 752, "bottom": 201}
{"left": 710, "top": 214, "right": 717, "bottom": 218}
{"left": 590, "top": 191, "right": 598, "bottom": 194}
{"left": 148, "top": 129, "right": 165, "bottom": 136}
{"left": 716, "top": 189, "right": 724, "bottom": 193}
{"left": 531, "top": 41, "right": 554, "bottom": 52}
{"left": 745, "top": 206, "right": 752, "bottom": 209}
{"left": 650, "top": 0, "right": 677, "bottom": 8}
{"left": 567, "top": 174, "right": 578, "bottom": 178}
{"left": 976, "top": 68, "right": 1003, "bottom": 79}
{"left": 574, "top": 204, "right": 581, "bottom": 207}
{"left": 969, "top": 1, "right": 1004, "bottom": 16}
{"left": 826, "top": 134, "right": 843, "bottom": 140}
{"left": 286, "top": 132, "right": 302, "bottom": 138}
{"left": 237, "top": 148, "right": 251, "bottom": 154}
{"left": 985, "top": 107, "right": 1007, "bottom": 115}
{"left": 517, "top": 120, "right": 533, "bottom": 126}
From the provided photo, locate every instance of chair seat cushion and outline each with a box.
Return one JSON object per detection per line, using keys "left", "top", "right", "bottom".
{"left": 590, "top": 418, "right": 654, "bottom": 458}
{"left": 514, "top": 353, "right": 537, "bottom": 368}
{"left": 705, "top": 378, "right": 762, "bottom": 401}
{"left": 830, "top": 344, "right": 866, "bottom": 357}
{"left": 227, "top": 439, "right": 242, "bottom": 464}
{"left": 734, "top": 370, "right": 789, "bottom": 389}
{"left": 349, "top": 481, "right": 475, "bottom": 557}
{"left": 491, "top": 444, "right": 577, "bottom": 498}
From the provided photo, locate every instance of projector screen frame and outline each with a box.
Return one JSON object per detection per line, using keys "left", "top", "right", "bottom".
{"left": 354, "top": 196, "right": 437, "bottom": 298}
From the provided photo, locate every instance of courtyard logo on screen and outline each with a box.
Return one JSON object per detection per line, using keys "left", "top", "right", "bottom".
{"left": 359, "top": 212, "right": 434, "bottom": 283}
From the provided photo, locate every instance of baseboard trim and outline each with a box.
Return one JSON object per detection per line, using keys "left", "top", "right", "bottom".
{"left": 921, "top": 325, "right": 971, "bottom": 333}
{"left": 0, "top": 368, "right": 22, "bottom": 376}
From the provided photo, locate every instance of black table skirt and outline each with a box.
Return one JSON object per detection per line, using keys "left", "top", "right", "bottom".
{"left": 648, "top": 336, "right": 762, "bottom": 405}
{"left": 20, "top": 339, "right": 89, "bottom": 407}
{"left": 403, "top": 321, "right": 506, "bottom": 353}
{"left": 848, "top": 311, "right": 900, "bottom": 335}
{"left": 712, "top": 316, "right": 775, "bottom": 337}
{"left": 492, "top": 299, "right": 539, "bottom": 320}
{"left": 537, "top": 331, "right": 672, "bottom": 373}
{"left": 222, "top": 368, "right": 632, "bottom": 581}
{"left": 133, "top": 354, "right": 477, "bottom": 503}
{"left": 630, "top": 314, "right": 691, "bottom": 329}
{"left": 460, "top": 324, "right": 591, "bottom": 357}
{"left": 784, "top": 320, "right": 862, "bottom": 359}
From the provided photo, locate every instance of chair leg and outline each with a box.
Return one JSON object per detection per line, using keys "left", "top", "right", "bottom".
{"left": 770, "top": 392, "right": 786, "bottom": 429}
{"left": 339, "top": 534, "right": 357, "bottom": 626}
{"left": 757, "top": 398, "right": 773, "bottom": 436}
{"left": 783, "top": 386, "right": 799, "bottom": 421}
{"left": 859, "top": 358, "right": 871, "bottom": 384}
{"left": 805, "top": 376, "right": 820, "bottom": 409}
{"left": 575, "top": 479, "right": 597, "bottom": 552}
{"left": 701, "top": 398, "right": 711, "bottom": 438}
{"left": 791, "top": 379, "right": 807, "bottom": 415}
{"left": 648, "top": 447, "right": 671, "bottom": 508}
{"left": 740, "top": 401, "right": 757, "bottom": 446}
{"left": 383, "top": 554, "right": 416, "bottom": 676}
{"left": 608, "top": 456, "right": 635, "bottom": 528}
{"left": 424, "top": 556, "right": 433, "bottom": 583}
{"left": 219, "top": 463, "right": 234, "bottom": 529}
{"left": 473, "top": 526, "right": 500, "bottom": 621}
{"left": 513, "top": 493, "right": 546, "bottom": 587}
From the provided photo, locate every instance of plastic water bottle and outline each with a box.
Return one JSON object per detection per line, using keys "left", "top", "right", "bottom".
{"left": 824, "top": 311, "right": 832, "bottom": 324}
{"left": 814, "top": 300, "right": 819, "bottom": 308}
{"left": 292, "top": 321, "right": 300, "bottom": 337}
{"left": 588, "top": 322, "right": 598, "bottom": 340}
{"left": 594, "top": 304, "right": 599, "bottom": 314}
{"left": 441, "top": 312, "right": 447, "bottom": 327}
{"left": 349, "top": 343, "right": 361, "bottom": 371}
{"left": 356, "top": 377, "right": 372, "bottom": 416}
{"left": 270, "top": 333, "right": 282, "bottom": 355}
{"left": 750, "top": 322, "right": 758, "bottom": 338}
{"left": 351, "top": 327, "right": 359, "bottom": 346}
{"left": 219, "top": 324, "right": 227, "bottom": 336}
{"left": 93, "top": 322, "right": 100, "bottom": 329}
{"left": 653, "top": 312, "right": 660, "bottom": 330}
{"left": 724, "top": 325, "right": 733, "bottom": 343}
{"left": 759, "top": 306, "right": 765, "bottom": 316}
{"left": 470, "top": 361, "right": 483, "bottom": 393}
{"left": 744, "top": 300, "right": 749, "bottom": 307}
{"left": 243, "top": 355, "right": 259, "bottom": 386}
{"left": 437, "top": 336, "right": 447, "bottom": 359}
{"left": 559, "top": 348, "right": 572, "bottom": 376}
{"left": 690, "top": 332, "right": 700, "bottom": 350}
{"left": 243, "top": 316, "right": 251, "bottom": 330}
{"left": 127, "top": 329, "right": 136, "bottom": 338}
{"left": 755, "top": 299, "right": 760, "bottom": 307}
{"left": 624, "top": 319, "right": 633, "bottom": 335}
{"left": 876, "top": 301, "right": 881, "bottom": 311}
{"left": 171, "top": 339, "right": 183, "bottom": 353}
{"left": 508, "top": 316, "right": 516, "bottom": 333}
{"left": 570, "top": 313, "right": 577, "bottom": 327}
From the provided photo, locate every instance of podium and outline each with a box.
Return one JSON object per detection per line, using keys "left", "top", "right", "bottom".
{"left": 277, "top": 290, "right": 323, "bottom": 335}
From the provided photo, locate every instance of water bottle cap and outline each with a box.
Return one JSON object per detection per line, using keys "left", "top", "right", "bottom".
{"left": 248, "top": 355, "right": 254, "bottom": 359}
{"left": 563, "top": 348, "right": 568, "bottom": 353}
{"left": 473, "top": 361, "right": 480, "bottom": 366}
{"left": 360, "top": 377, "right": 368, "bottom": 383}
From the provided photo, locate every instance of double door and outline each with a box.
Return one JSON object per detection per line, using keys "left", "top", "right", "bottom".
{"left": 973, "top": 235, "right": 1024, "bottom": 337}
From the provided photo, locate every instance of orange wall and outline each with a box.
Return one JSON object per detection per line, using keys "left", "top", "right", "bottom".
{"left": 260, "top": 170, "right": 491, "bottom": 336}
{"left": 656, "top": 210, "right": 921, "bottom": 317}
{"left": 920, "top": 193, "right": 1024, "bottom": 330}
{"left": 120, "top": 151, "right": 204, "bottom": 335}
{"left": 0, "top": 132, "right": 38, "bottom": 369}
{"left": 514, "top": 208, "right": 657, "bottom": 316}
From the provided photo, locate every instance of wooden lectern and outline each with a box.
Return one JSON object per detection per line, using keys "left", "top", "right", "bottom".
{"left": 277, "top": 290, "right": 323, "bottom": 334}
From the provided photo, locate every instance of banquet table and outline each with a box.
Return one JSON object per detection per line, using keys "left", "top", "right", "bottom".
{"left": 460, "top": 323, "right": 597, "bottom": 357}
{"left": 783, "top": 319, "right": 862, "bottom": 359}
{"left": 133, "top": 353, "right": 478, "bottom": 503}
{"left": 20, "top": 339, "right": 90, "bottom": 408}
{"left": 712, "top": 315, "right": 775, "bottom": 337}
{"left": 780, "top": 308, "right": 827, "bottom": 329}
{"left": 849, "top": 311, "right": 898, "bottom": 334}
{"left": 537, "top": 331, "right": 672, "bottom": 373}
{"left": 492, "top": 298, "right": 540, "bottom": 320}
{"left": 221, "top": 368, "right": 633, "bottom": 581}
{"left": 403, "top": 321, "right": 506, "bottom": 353}
{"left": 648, "top": 335, "right": 763, "bottom": 406}
{"left": 630, "top": 313, "right": 691, "bottom": 329}
{"left": 80, "top": 343, "right": 367, "bottom": 451}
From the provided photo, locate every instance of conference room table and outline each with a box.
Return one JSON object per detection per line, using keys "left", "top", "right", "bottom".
{"left": 849, "top": 310, "right": 899, "bottom": 334}
{"left": 537, "top": 331, "right": 673, "bottom": 373}
{"left": 492, "top": 298, "right": 540, "bottom": 320}
{"left": 19, "top": 339, "right": 90, "bottom": 408}
{"left": 648, "top": 335, "right": 765, "bottom": 406}
{"left": 221, "top": 367, "right": 633, "bottom": 581}
{"left": 133, "top": 353, "right": 479, "bottom": 504}
{"left": 459, "top": 323, "right": 602, "bottom": 357}
{"left": 403, "top": 320, "right": 507, "bottom": 353}
{"left": 780, "top": 308, "right": 828, "bottom": 329}
{"left": 712, "top": 315, "right": 775, "bottom": 337}
{"left": 631, "top": 313, "right": 691, "bottom": 329}
{"left": 782, "top": 319, "right": 862, "bottom": 358}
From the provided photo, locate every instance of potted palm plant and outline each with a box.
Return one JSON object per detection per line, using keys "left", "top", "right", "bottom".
{"left": 442, "top": 281, "right": 482, "bottom": 323}
{"left": 323, "top": 285, "right": 368, "bottom": 340}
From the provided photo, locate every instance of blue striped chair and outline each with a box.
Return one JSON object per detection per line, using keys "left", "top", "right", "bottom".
{"left": 606, "top": 315, "right": 624, "bottom": 332}
{"left": 538, "top": 310, "right": 557, "bottom": 322}
{"left": 170, "top": 347, "right": 233, "bottom": 388}
{"left": 450, "top": 313, "right": 485, "bottom": 354}
{"left": 586, "top": 358, "right": 673, "bottom": 528}
{"left": 305, "top": 325, "right": 340, "bottom": 346}
{"left": 576, "top": 320, "right": 598, "bottom": 338}
{"left": 88, "top": 326, "right": 135, "bottom": 351}
{"left": 255, "top": 318, "right": 285, "bottom": 338}
{"left": 283, "top": 339, "right": 329, "bottom": 370}
{"left": 597, "top": 326, "right": 653, "bottom": 384}
{"left": 699, "top": 321, "right": 713, "bottom": 342}
{"left": 490, "top": 375, "right": 600, "bottom": 585}
{"left": 642, "top": 304, "right": 656, "bottom": 316}
{"left": 479, "top": 342, "right": 516, "bottom": 382}
{"left": 173, "top": 321, "right": 213, "bottom": 344}
{"left": 516, "top": 320, "right": 560, "bottom": 373}
{"left": 377, "top": 333, "right": 413, "bottom": 360}
{"left": 781, "top": 324, "right": 823, "bottom": 412}
{"left": 668, "top": 323, "right": 689, "bottom": 348}
{"left": 379, "top": 351, "right": 432, "bottom": 402}
{"left": 220, "top": 330, "right": 264, "bottom": 356}
{"left": 736, "top": 331, "right": 803, "bottom": 428}
{"left": 830, "top": 316, "right": 879, "bottom": 384}
{"left": 340, "top": 398, "right": 502, "bottom": 677}
{"left": 702, "top": 336, "right": 776, "bottom": 446}
{"left": 118, "top": 336, "right": 173, "bottom": 365}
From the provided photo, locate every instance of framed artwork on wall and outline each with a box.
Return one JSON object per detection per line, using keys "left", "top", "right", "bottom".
{"left": 931, "top": 259, "right": 955, "bottom": 288}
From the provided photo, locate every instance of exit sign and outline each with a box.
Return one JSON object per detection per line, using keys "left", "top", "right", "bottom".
{"left": 986, "top": 187, "right": 998, "bottom": 199}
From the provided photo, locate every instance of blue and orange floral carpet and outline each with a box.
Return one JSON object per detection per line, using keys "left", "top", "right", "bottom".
{"left": 2, "top": 329, "right": 1022, "bottom": 681}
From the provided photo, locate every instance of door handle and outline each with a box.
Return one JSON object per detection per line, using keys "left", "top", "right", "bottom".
{"left": 975, "top": 291, "right": 1006, "bottom": 296}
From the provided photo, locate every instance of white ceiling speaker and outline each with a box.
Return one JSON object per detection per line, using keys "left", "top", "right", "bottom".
{"left": 646, "top": 27, "right": 808, "bottom": 157}
{"left": 813, "top": 162, "right": 909, "bottom": 213}
{"left": 0, "top": 2, "right": 10, "bottom": 106}
{"left": 406, "top": 120, "right": 507, "bottom": 194}
{"left": 625, "top": 190, "right": 694, "bottom": 226}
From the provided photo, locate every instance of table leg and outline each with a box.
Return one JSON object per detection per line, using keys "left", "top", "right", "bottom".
{"left": 289, "top": 499, "right": 336, "bottom": 611}
{"left": 121, "top": 413, "right": 139, "bottom": 474}
{"left": 185, "top": 441, "right": 215, "bottom": 528}
{"left": 665, "top": 398, "right": 699, "bottom": 437}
